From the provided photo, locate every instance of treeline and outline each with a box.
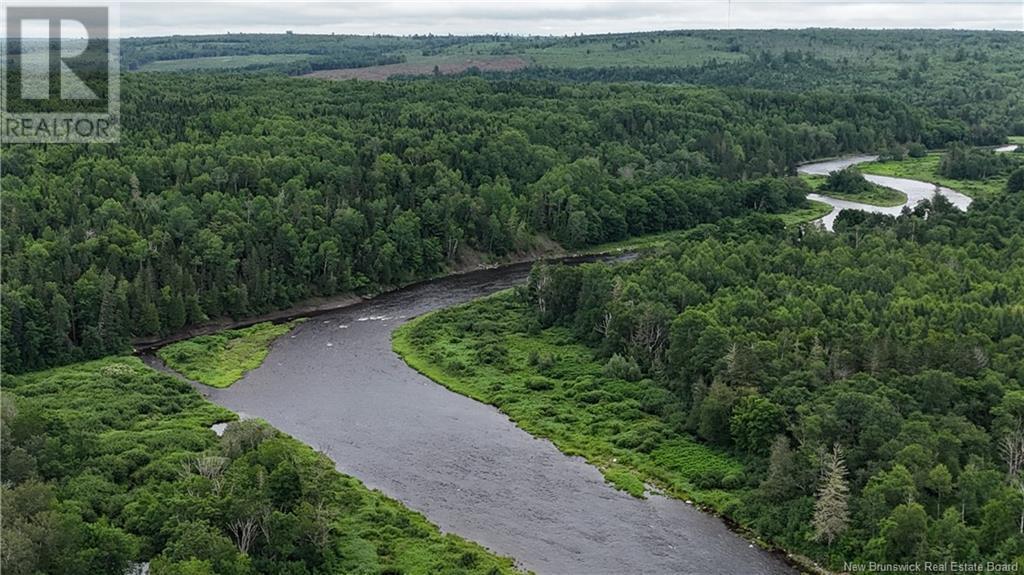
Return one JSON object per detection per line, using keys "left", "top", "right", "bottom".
{"left": 123, "top": 30, "right": 1024, "bottom": 141}
{"left": 0, "top": 357, "right": 519, "bottom": 574}
{"left": 497, "top": 54, "right": 1020, "bottom": 146}
{"left": 940, "top": 143, "right": 1024, "bottom": 180}
{"left": 486, "top": 29, "right": 1024, "bottom": 145}
{"left": 520, "top": 190, "right": 1024, "bottom": 567}
{"left": 121, "top": 34, "right": 408, "bottom": 72}
{"left": 1, "top": 74, "right": 933, "bottom": 373}
{"left": 122, "top": 33, "right": 518, "bottom": 74}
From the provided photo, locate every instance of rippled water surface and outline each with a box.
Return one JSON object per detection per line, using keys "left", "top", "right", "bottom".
{"left": 147, "top": 257, "right": 794, "bottom": 575}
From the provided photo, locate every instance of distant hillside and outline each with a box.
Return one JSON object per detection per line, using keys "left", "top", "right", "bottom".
{"left": 122, "top": 29, "right": 1024, "bottom": 136}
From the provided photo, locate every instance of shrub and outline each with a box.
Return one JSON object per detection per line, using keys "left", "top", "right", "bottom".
{"left": 220, "top": 419, "right": 276, "bottom": 459}
{"left": 524, "top": 377, "right": 555, "bottom": 391}
{"left": 1007, "top": 167, "right": 1024, "bottom": 193}
{"left": 529, "top": 351, "right": 557, "bottom": 373}
{"left": 578, "top": 390, "right": 610, "bottom": 404}
{"left": 603, "top": 354, "right": 642, "bottom": 382}
{"left": 722, "top": 471, "right": 746, "bottom": 490}
{"left": 823, "top": 167, "right": 874, "bottom": 196}
{"left": 475, "top": 341, "right": 508, "bottom": 366}
{"left": 445, "top": 358, "right": 471, "bottom": 375}
{"left": 612, "top": 421, "right": 665, "bottom": 453}
{"left": 693, "top": 468, "right": 725, "bottom": 489}
{"left": 637, "top": 384, "right": 676, "bottom": 416}
{"left": 880, "top": 144, "right": 906, "bottom": 161}
{"left": 907, "top": 142, "right": 928, "bottom": 158}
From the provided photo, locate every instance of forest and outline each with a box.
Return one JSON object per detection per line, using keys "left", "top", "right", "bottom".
{"left": 123, "top": 30, "right": 1024, "bottom": 142}
{"left": 4, "top": 25, "right": 1024, "bottom": 575}
{"left": 2, "top": 73, "right": 945, "bottom": 373}
{"left": 397, "top": 178, "right": 1024, "bottom": 570}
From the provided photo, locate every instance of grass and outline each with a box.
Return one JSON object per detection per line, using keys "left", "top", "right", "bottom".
{"left": 393, "top": 291, "right": 745, "bottom": 512}
{"left": 157, "top": 320, "right": 300, "bottom": 387}
{"left": 773, "top": 199, "right": 834, "bottom": 226}
{"left": 138, "top": 53, "right": 311, "bottom": 71}
{"left": 799, "top": 174, "right": 907, "bottom": 207}
{"left": 578, "top": 228, "right": 693, "bottom": 256}
{"left": 859, "top": 153, "right": 1007, "bottom": 199}
{"left": 1009, "top": 136, "right": 1024, "bottom": 145}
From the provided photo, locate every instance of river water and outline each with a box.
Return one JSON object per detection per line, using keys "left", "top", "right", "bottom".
{"left": 798, "top": 155, "right": 972, "bottom": 230}
{"left": 145, "top": 255, "right": 794, "bottom": 575}
{"left": 144, "top": 155, "right": 977, "bottom": 573}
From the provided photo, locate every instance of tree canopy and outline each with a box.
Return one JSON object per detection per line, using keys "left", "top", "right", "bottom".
{"left": 509, "top": 188, "right": 1024, "bottom": 568}
{"left": 4, "top": 74, "right": 943, "bottom": 373}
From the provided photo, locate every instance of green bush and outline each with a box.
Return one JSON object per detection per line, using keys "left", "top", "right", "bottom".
{"left": 907, "top": 142, "right": 928, "bottom": 158}
{"left": 524, "top": 377, "right": 555, "bottom": 391}
{"left": 603, "top": 354, "right": 642, "bottom": 382}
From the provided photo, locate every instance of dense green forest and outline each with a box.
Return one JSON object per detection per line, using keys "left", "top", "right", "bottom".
{"left": 0, "top": 357, "right": 520, "bottom": 574}
{"left": 8, "top": 29, "right": 1022, "bottom": 373}
{"left": 4, "top": 26, "right": 1024, "bottom": 574}
{"left": 504, "top": 29, "right": 1024, "bottom": 144}
{"left": 398, "top": 183, "right": 1024, "bottom": 569}
{"left": 3, "top": 73, "right": 946, "bottom": 373}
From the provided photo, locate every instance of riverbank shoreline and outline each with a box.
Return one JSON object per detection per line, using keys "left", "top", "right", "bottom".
{"left": 132, "top": 182, "right": 840, "bottom": 353}
{"left": 392, "top": 292, "right": 833, "bottom": 575}
{"left": 144, "top": 283, "right": 811, "bottom": 575}
{"left": 132, "top": 245, "right": 621, "bottom": 351}
{"left": 130, "top": 153, "right": 968, "bottom": 573}
{"left": 797, "top": 155, "right": 970, "bottom": 230}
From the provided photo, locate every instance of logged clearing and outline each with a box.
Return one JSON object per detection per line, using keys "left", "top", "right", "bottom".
{"left": 304, "top": 56, "right": 529, "bottom": 80}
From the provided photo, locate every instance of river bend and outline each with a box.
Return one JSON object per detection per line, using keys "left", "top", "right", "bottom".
{"left": 145, "top": 154, "right": 978, "bottom": 573}
{"left": 146, "top": 258, "right": 793, "bottom": 575}
{"left": 798, "top": 155, "right": 971, "bottom": 230}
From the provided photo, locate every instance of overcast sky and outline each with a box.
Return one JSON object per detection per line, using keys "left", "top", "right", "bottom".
{"left": 29, "top": 1, "right": 1024, "bottom": 37}
{"left": 113, "top": 1, "right": 1024, "bottom": 36}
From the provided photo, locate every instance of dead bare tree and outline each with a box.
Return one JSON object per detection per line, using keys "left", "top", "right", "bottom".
{"left": 629, "top": 311, "right": 666, "bottom": 364}
{"left": 828, "top": 349, "right": 853, "bottom": 382}
{"left": 973, "top": 346, "right": 990, "bottom": 371}
{"left": 813, "top": 444, "right": 850, "bottom": 549}
{"left": 180, "top": 455, "right": 229, "bottom": 496}
{"left": 304, "top": 500, "right": 337, "bottom": 552}
{"left": 445, "top": 235, "right": 459, "bottom": 261}
{"left": 1004, "top": 427, "right": 1024, "bottom": 479}
{"left": 1001, "top": 424, "right": 1024, "bottom": 533}
{"left": 531, "top": 266, "right": 550, "bottom": 315}
{"left": 594, "top": 310, "right": 613, "bottom": 337}
{"left": 228, "top": 516, "right": 261, "bottom": 555}
{"left": 194, "top": 456, "right": 229, "bottom": 493}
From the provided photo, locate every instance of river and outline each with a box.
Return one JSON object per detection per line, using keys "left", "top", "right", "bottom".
{"left": 144, "top": 255, "right": 794, "bottom": 575}
{"left": 143, "top": 154, "right": 977, "bottom": 574}
{"left": 798, "top": 155, "right": 972, "bottom": 230}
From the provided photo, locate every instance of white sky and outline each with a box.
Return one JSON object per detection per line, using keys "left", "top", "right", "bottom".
{"left": 5, "top": 1, "right": 1024, "bottom": 37}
